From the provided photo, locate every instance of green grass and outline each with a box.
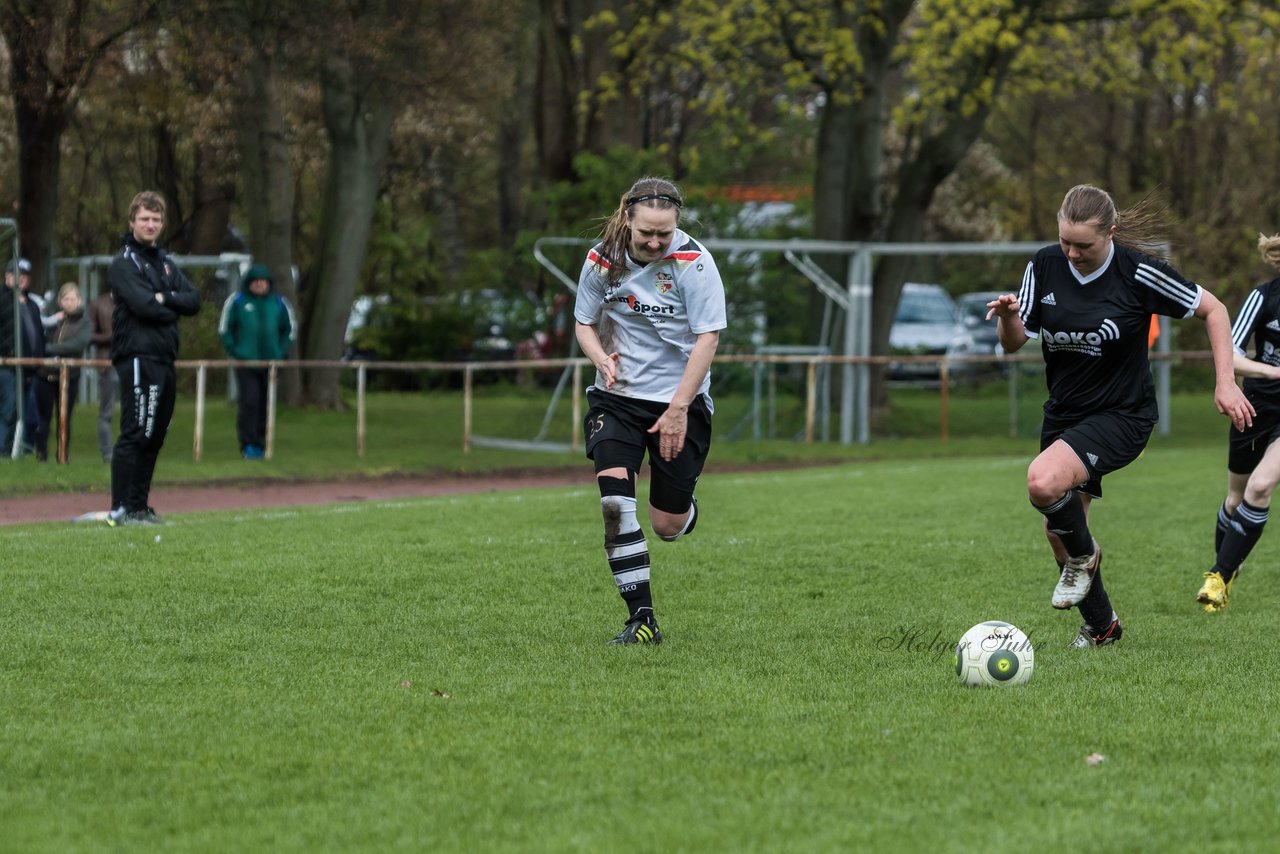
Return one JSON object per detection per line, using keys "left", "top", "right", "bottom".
{"left": 2, "top": 442, "right": 1275, "bottom": 850}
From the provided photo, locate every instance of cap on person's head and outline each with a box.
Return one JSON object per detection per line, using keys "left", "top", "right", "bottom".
{"left": 244, "top": 263, "right": 273, "bottom": 287}
{"left": 6, "top": 258, "right": 30, "bottom": 274}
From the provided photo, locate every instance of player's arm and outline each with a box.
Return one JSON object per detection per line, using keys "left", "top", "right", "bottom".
{"left": 1195, "top": 290, "right": 1255, "bottom": 429}
{"left": 986, "top": 293, "right": 1030, "bottom": 354}
{"left": 574, "top": 321, "right": 618, "bottom": 389}
{"left": 1233, "top": 351, "right": 1280, "bottom": 381}
{"left": 648, "top": 330, "right": 719, "bottom": 462}
{"left": 163, "top": 266, "right": 201, "bottom": 316}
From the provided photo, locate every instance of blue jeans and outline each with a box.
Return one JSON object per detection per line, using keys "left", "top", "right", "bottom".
{"left": 0, "top": 368, "right": 16, "bottom": 457}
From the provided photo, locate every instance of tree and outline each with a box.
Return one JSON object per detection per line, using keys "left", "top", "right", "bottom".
{"left": 987, "top": 1, "right": 1280, "bottom": 301}
{"left": 594, "top": 1, "right": 1219, "bottom": 410}
{"left": 201, "top": 0, "right": 305, "bottom": 398}
{"left": 0, "top": 0, "right": 159, "bottom": 295}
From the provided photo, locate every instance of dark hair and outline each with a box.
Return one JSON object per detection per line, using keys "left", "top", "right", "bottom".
{"left": 595, "top": 177, "right": 683, "bottom": 285}
{"left": 1058, "top": 184, "right": 1170, "bottom": 259}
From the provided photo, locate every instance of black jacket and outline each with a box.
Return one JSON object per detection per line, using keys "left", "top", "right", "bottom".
{"left": 0, "top": 286, "right": 14, "bottom": 359}
{"left": 109, "top": 233, "right": 201, "bottom": 363}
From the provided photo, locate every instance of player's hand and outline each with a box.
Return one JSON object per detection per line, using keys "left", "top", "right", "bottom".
{"left": 648, "top": 405, "right": 689, "bottom": 461}
{"left": 596, "top": 352, "right": 619, "bottom": 389}
{"left": 1216, "top": 383, "right": 1255, "bottom": 431}
{"left": 985, "top": 293, "right": 1019, "bottom": 321}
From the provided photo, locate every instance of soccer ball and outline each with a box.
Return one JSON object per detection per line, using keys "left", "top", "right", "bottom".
{"left": 954, "top": 621, "right": 1034, "bottom": 687}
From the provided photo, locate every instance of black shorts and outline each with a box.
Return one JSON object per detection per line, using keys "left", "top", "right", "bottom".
{"left": 1041, "top": 409, "right": 1155, "bottom": 500}
{"left": 1228, "top": 411, "right": 1280, "bottom": 475}
{"left": 584, "top": 388, "right": 712, "bottom": 506}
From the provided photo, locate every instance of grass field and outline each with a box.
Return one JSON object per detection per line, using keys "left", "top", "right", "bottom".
{"left": 2, "top": 438, "right": 1275, "bottom": 850}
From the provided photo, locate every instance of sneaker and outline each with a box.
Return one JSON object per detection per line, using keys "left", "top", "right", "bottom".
{"left": 1052, "top": 540, "right": 1100, "bottom": 610}
{"left": 609, "top": 612, "right": 663, "bottom": 645}
{"left": 1198, "top": 570, "right": 1235, "bottom": 613}
{"left": 105, "top": 506, "right": 126, "bottom": 528}
{"left": 1070, "top": 612, "right": 1124, "bottom": 648}
{"left": 242, "top": 444, "right": 264, "bottom": 460}
{"left": 123, "top": 508, "right": 165, "bottom": 526}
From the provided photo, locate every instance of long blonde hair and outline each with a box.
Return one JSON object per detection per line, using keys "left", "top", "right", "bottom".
{"left": 1058, "top": 184, "right": 1171, "bottom": 259}
{"left": 596, "top": 177, "right": 683, "bottom": 285}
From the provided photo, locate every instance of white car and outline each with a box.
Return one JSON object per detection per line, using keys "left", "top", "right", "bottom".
{"left": 888, "top": 283, "right": 982, "bottom": 384}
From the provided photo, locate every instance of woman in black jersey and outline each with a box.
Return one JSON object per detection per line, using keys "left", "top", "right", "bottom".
{"left": 987, "top": 185, "right": 1253, "bottom": 647}
{"left": 1198, "top": 233, "right": 1280, "bottom": 613}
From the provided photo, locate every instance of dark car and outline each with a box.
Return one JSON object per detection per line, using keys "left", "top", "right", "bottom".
{"left": 888, "top": 283, "right": 982, "bottom": 385}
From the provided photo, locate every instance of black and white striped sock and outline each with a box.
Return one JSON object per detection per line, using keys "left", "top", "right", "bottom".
{"left": 1216, "top": 500, "right": 1268, "bottom": 583}
{"left": 1215, "top": 501, "right": 1231, "bottom": 554}
{"left": 600, "top": 477, "right": 652, "bottom": 618}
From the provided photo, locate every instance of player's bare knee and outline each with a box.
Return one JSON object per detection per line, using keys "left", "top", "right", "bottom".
{"left": 651, "top": 511, "right": 683, "bottom": 540}
{"left": 1243, "top": 481, "right": 1275, "bottom": 508}
{"left": 651, "top": 498, "right": 697, "bottom": 541}
{"left": 1027, "top": 475, "right": 1062, "bottom": 507}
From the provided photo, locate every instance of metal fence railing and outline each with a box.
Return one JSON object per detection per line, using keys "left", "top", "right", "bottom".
{"left": 3, "top": 350, "right": 1220, "bottom": 464}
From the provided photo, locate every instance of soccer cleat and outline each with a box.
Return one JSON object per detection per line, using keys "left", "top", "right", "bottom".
{"left": 609, "top": 613, "right": 663, "bottom": 645}
{"left": 1198, "top": 570, "right": 1235, "bottom": 613}
{"left": 122, "top": 507, "right": 165, "bottom": 526}
{"left": 1052, "top": 540, "right": 1100, "bottom": 610}
{"left": 1069, "top": 612, "right": 1124, "bottom": 648}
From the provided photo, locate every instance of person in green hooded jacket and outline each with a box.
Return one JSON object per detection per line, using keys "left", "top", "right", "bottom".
{"left": 218, "top": 263, "right": 295, "bottom": 459}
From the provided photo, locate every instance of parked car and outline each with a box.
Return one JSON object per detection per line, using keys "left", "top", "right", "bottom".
{"left": 343, "top": 288, "right": 554, "bottom": 364}
{"left": 888, "top": 283, "right": 982, "bottom": 384}
{"left": 956, "top": 290, "right": 1005, "bottom": 358}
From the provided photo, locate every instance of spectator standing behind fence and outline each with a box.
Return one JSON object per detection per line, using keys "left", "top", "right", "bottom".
{"left": 88, "top": 288, "right": 118, "bottom": 462}
{"left": 106, "top": 191, "right": 201, "bottom": 526}
{"left": 9, "top": 259, "right": 45, "bottom": 455}
{"left": 30, "top": 283, "right": 91, "bottom": 462}
{"left": 217, "top": 264, "right": 295, "bottom": 460}
{"left": 1, "top": 260, "right": 24, "bottom": 456}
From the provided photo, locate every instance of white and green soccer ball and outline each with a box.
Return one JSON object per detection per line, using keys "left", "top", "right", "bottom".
{"left": 955, "top": 621, "right": 1034, "bottom": 687}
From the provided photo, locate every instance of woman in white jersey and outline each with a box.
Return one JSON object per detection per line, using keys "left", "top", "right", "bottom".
{"left": 987, "top": 185, "right": 1252, "bottom": 648}
{"left": 1197, "top": 233, "right": 1280, "bottom": 613}
{"left": 574, "top": 177, "right": 727, "bottom": 645}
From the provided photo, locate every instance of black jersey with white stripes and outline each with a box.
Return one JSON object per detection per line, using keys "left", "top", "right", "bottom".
{"left": 1017, "top": 242, "right": 1201, "bottom": 420}
{"left": 1230, "top": 278, "right": 1280, "bottom": 413}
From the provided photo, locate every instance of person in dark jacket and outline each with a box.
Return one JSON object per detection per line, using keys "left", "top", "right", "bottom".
{"left": 1, "top": 259, "right": 24, "bottom": 456}
{"left": 10, "top": 259, "right": 46, "bottom": 456}
{"left": 218, "top": 263, "right": 295, "bottom": 459}
{"left": 31, "top": 282, "right": 92, "bottom": 462}
{"left": 107, "top": 191, "right": 201, "bottom": 526}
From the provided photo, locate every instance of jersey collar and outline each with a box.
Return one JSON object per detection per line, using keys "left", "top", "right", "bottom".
{"left": 1070, "top": 241, "right": 1114, "bottom": 285}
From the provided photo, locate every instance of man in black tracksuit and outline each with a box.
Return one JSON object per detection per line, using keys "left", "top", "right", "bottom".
{"left": 108, "top": 191, "right": 201, "bottom": 525}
